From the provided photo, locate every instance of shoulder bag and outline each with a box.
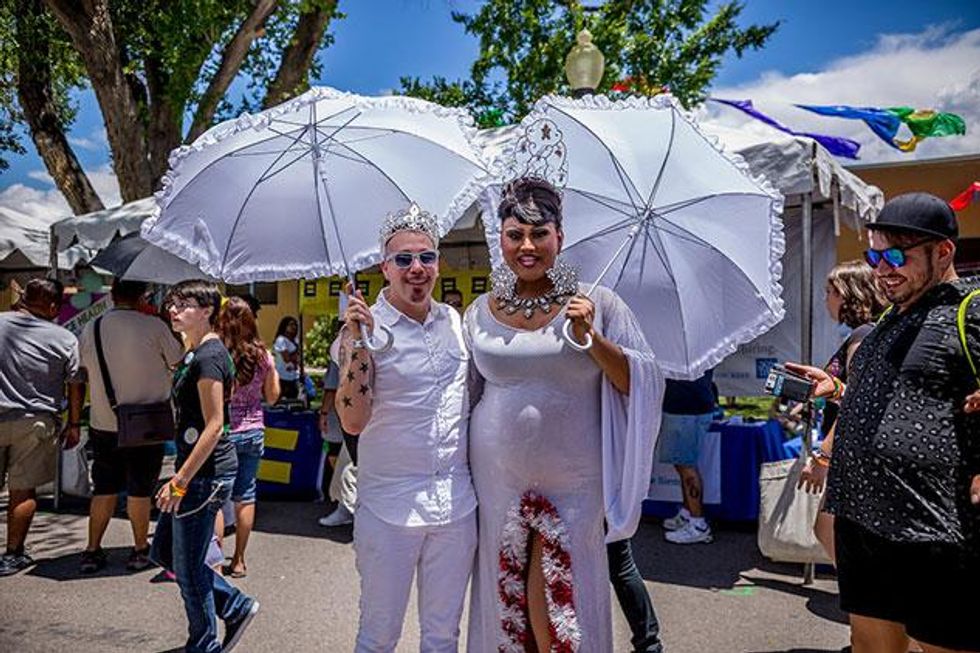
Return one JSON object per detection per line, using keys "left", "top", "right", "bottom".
{"left": 94, "top": 315, "right": 175, "bottom": 447}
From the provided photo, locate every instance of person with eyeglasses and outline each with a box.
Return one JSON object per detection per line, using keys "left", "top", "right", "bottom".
{"left": 150, "top": 280, "right": 259, "bottom": 653}
{"left": 335, "top": 203, "right": 477, "bottom": 652}
{"left": 787, "top": 192, "right": 980, "bottom": 653}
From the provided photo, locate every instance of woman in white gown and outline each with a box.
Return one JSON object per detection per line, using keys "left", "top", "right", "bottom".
{"left": 465, "top": 178, "right": 664, "bottom": 652}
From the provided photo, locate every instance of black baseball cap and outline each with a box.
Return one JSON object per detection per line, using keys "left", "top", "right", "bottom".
{"left": 868, "top": 192, "right": 958, "bottom": 241}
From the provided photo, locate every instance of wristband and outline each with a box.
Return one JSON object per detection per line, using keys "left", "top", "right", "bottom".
{"left": 169, "top": 479, "right": 187, "bottom": 498}
{"left": 830, "top": 377, "right": 845, "bottom": 401}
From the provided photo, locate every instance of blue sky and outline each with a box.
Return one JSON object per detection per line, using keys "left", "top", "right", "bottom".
{"left": 2, "top": 0, "right": 979, "bottom": 218}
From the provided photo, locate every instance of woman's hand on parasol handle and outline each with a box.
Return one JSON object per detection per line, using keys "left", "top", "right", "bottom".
{"left": 562, "top": 317, "right": 593, "bottom": 351}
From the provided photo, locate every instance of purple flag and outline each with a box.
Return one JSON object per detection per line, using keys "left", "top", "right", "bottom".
{"left": 711, "top": 98, "right": 861, "bottom": 159}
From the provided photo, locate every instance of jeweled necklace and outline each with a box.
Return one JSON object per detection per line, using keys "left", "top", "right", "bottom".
{"left": 490, "top": 258, "right": 579, "bottom": 320}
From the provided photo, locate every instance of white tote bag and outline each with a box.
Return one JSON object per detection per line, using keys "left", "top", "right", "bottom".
{"left": 757, "top": 457, "right": 832, "bottom": 564}
{"left": 60, "top": 441, "right": 92, "bottom": 498}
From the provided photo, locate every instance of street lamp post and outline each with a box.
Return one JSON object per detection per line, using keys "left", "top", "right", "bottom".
{"left": 564, "top": 29, "right": 605, "bottom": 98}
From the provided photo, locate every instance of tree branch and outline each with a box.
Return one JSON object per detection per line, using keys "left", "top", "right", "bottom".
{"left": 16, "top": 0, "right": 103, "bottom": 215}
{"left": 43, "top": 0, "right": 153, "bottom": 201}
{"left": 187, "top": 0, "right": 280, "bottom": 142}
{"left": 262, "top": 0, "right": 337, "bottom": 109}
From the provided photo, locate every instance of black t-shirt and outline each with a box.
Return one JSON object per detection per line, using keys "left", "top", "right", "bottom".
{"left": 820, "top": 323, "right": 873, "bottom": 436}
{"left": 827, "top": 279, "right": 980, "bottom": 547}
{"left": 171, "top": 338, "right": 237, "bottom": 478}
{"left": 662, "top": 370, "right": 715, "bottom": 415}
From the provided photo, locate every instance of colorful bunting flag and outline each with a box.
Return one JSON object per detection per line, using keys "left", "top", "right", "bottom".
{"left": 950, "top": 182, "right": 980, "bottom": 212}
{"left": 710, "top": 98, "right": 861, "bottom": 159}
{"left": 797, "top": 104, "right": 966, "bottom": 152}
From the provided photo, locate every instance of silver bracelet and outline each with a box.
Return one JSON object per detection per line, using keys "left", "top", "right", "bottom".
{"left": 350, "top": 339, "right": 366, "bottom": 350}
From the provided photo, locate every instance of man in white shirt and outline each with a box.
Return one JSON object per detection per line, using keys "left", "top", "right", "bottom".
{"left": 77, "top": 279, "right": 184, "bottom": 573}
{"left": 337, "top": 203, "right": 476, "bottom": 653}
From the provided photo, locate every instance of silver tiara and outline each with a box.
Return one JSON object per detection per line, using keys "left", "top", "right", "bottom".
{"left": 503, "top": 117, "right": 569, "bottom": 195}
{"left": 379, "top": 202, "right": 440, "bottom": 251}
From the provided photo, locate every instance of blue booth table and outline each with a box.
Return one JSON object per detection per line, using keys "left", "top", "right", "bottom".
{"left": 643, "top": 419, "right": 788, "bottom": 522}
{"left": 255, "top": 408, "right": 322, "bottom": 500}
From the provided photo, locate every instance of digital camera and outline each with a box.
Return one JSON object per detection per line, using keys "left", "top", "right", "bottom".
{"left": 764, "top": 364, "right": 813, "bottom": 403}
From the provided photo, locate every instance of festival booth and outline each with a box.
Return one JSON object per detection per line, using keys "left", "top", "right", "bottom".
{"left": 0, "top": 206, "right": 96, "bottom": 309}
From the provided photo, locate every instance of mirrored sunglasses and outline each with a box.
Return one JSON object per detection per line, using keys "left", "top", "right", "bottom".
{"left": 863, "top": 239, "right": 931, "bottom": 269}
{"left": 386, "top": 250, "right": 439, "bottom": 269}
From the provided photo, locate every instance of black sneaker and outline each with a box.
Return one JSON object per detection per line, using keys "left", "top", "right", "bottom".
{"left": 79, "top": 548, "right": 108, "bottom": 574}
{"left": 126, "top": 547, "right": 153, "bottom": 572}
{"left": 223, "top": 599, "right": 260, "bottom": 652}
{"left": 0, "top": 551, "right": 35, "bottom": 577}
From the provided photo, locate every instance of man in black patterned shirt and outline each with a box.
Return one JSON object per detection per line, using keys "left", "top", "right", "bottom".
{"left": 790, "top": 193, "right": 980, "bottom": 653}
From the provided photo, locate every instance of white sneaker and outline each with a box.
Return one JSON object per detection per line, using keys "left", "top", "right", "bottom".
{"left": 664, "top": 520, "right": 713, "bottom": 544}
{"left": 317, "top": 504, "right": 353, "bottom": 527}
{"left": 663, "top": 509, "right": 691, "bottom": 531}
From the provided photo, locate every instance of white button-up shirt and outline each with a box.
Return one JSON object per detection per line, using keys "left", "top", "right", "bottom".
{"left": 357, "top": 292, "right": 476, "bottom": 527}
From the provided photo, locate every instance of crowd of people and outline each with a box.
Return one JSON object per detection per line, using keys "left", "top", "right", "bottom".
{"left": 0, "top": 188, "right": 977, "bottom": 653}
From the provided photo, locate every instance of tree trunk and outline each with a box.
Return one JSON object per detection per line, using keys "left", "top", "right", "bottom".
{"left": 16, "top": 0, "right": 103, "bottom": 215}
{"left": 145, "top": 56, "right": 184, "bottom": 186}
{"left": 262, "top": 0, "right": 338, "bottom": 109}
{"left": 186, "top": 0, "right": 280, "bottom": 143}
{"left": 44, "top": 0, "right": 153, "bottom": 202}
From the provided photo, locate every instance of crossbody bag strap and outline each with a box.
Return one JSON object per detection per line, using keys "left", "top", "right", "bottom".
{"left": 956, "top": 289, "right": 980, "bottom": 389}
{"left": 93, "top": 315, "right": 119, "bottom": 410}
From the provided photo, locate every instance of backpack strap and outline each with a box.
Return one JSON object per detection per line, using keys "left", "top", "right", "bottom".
{"left": 956, "top": 289, "right": 980, "bottom": 389}
{"left": 876, "top": 305, "right": 894, "bottom": 324}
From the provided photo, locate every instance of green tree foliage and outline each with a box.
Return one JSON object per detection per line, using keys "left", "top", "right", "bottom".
{"left": 400, "top": 0, "right": 778, "bottom": 128}
{"left": 304, "top": 314, "right": 342, "bottom": 368}
{"left": 0, "top": 0, "right": 343, "bottom": 212}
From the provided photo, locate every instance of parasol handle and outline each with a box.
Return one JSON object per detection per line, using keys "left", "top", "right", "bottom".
{"left": 562, "top": 319, "right": 594, "bottom": 351}
{"left": 360, "top": 322, "right": 394, "bottom": 353}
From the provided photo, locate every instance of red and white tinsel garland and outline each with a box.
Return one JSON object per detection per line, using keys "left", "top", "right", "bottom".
{"left": 497, "top": 491, "right": 581, "bottom": 653}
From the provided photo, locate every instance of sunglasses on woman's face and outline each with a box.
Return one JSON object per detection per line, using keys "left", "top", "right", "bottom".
{"left": 864, "top": 239, "right": 931, "bottom": 269}
{"left": 385, "top": 250, "right": 439, "bottom": 269}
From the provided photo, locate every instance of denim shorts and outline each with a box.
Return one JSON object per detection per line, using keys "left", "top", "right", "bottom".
{"left": 228, "top": 429, "right": 264, "bottom": 504}
{"left": 657, "top": 412, "right": 713, "bottom": 466}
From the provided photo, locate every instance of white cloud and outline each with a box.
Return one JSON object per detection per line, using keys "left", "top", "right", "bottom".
{"left": 704, "top": 25, "right": 980, "bottom": 163}
{"left": 0, "top": 164, "right": 122, "bottom": 223}
{"left": 68, "top": 127, "right": 108, "bottom": 152}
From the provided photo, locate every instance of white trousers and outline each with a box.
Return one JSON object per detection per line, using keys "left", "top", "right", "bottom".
{"left": 353, "top": 507, "right": 477, "bottom": 653}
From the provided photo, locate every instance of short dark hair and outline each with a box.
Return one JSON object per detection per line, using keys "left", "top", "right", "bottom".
{"left": 111, "top": 279, "right": 148, "bottom": 303}
{"left": 21, "top": 278, "right": 64, "bottom": 308}
{"left": 164, "top": 279, "right": 222, "bottom": 325}
{"left": 498, "top": 177, "right": 563, "bottom": 227}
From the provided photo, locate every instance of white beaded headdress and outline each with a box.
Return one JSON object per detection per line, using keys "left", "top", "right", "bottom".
{"left": 500, "top": 116, "right": 569, "bottom": 217}
{"left": 379, "top": 202, "right": 440, "bottom": 252}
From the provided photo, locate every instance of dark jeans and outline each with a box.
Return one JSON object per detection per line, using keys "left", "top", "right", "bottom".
{"left": 608, "top": 537, "right": 663, "bottom": 653}
{"left": 150, "top": 476, "right": 253, "bottom": 653}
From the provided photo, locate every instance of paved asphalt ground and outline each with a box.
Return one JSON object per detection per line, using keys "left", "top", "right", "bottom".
{"left": 0, "top": 492, "right": 850, "bottom": 652}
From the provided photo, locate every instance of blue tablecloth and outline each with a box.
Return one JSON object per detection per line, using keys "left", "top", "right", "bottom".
{"left": 643, "top": 418, "right": 789, "bottom": 522}
{"left": 256, "top": 408, "right": 322, "bottom": 500}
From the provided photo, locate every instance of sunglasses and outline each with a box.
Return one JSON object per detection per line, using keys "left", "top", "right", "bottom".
{"left": 385, "top": 250, "right": 439, "bottom": 269}
{"left": 863, "top": 239, "right": 932, "bottom": 269}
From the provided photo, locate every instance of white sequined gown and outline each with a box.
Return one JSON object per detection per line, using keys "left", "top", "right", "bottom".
{"left": 463, "top": 285, "right": 664, "bottom": 653}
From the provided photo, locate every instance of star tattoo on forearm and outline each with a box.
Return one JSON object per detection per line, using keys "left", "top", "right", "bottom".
{"left": 358, "top": 384, "right": 370, "bottom": 395}
{"left": 341, "top": 396, "right": 352, "bottom": 408}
